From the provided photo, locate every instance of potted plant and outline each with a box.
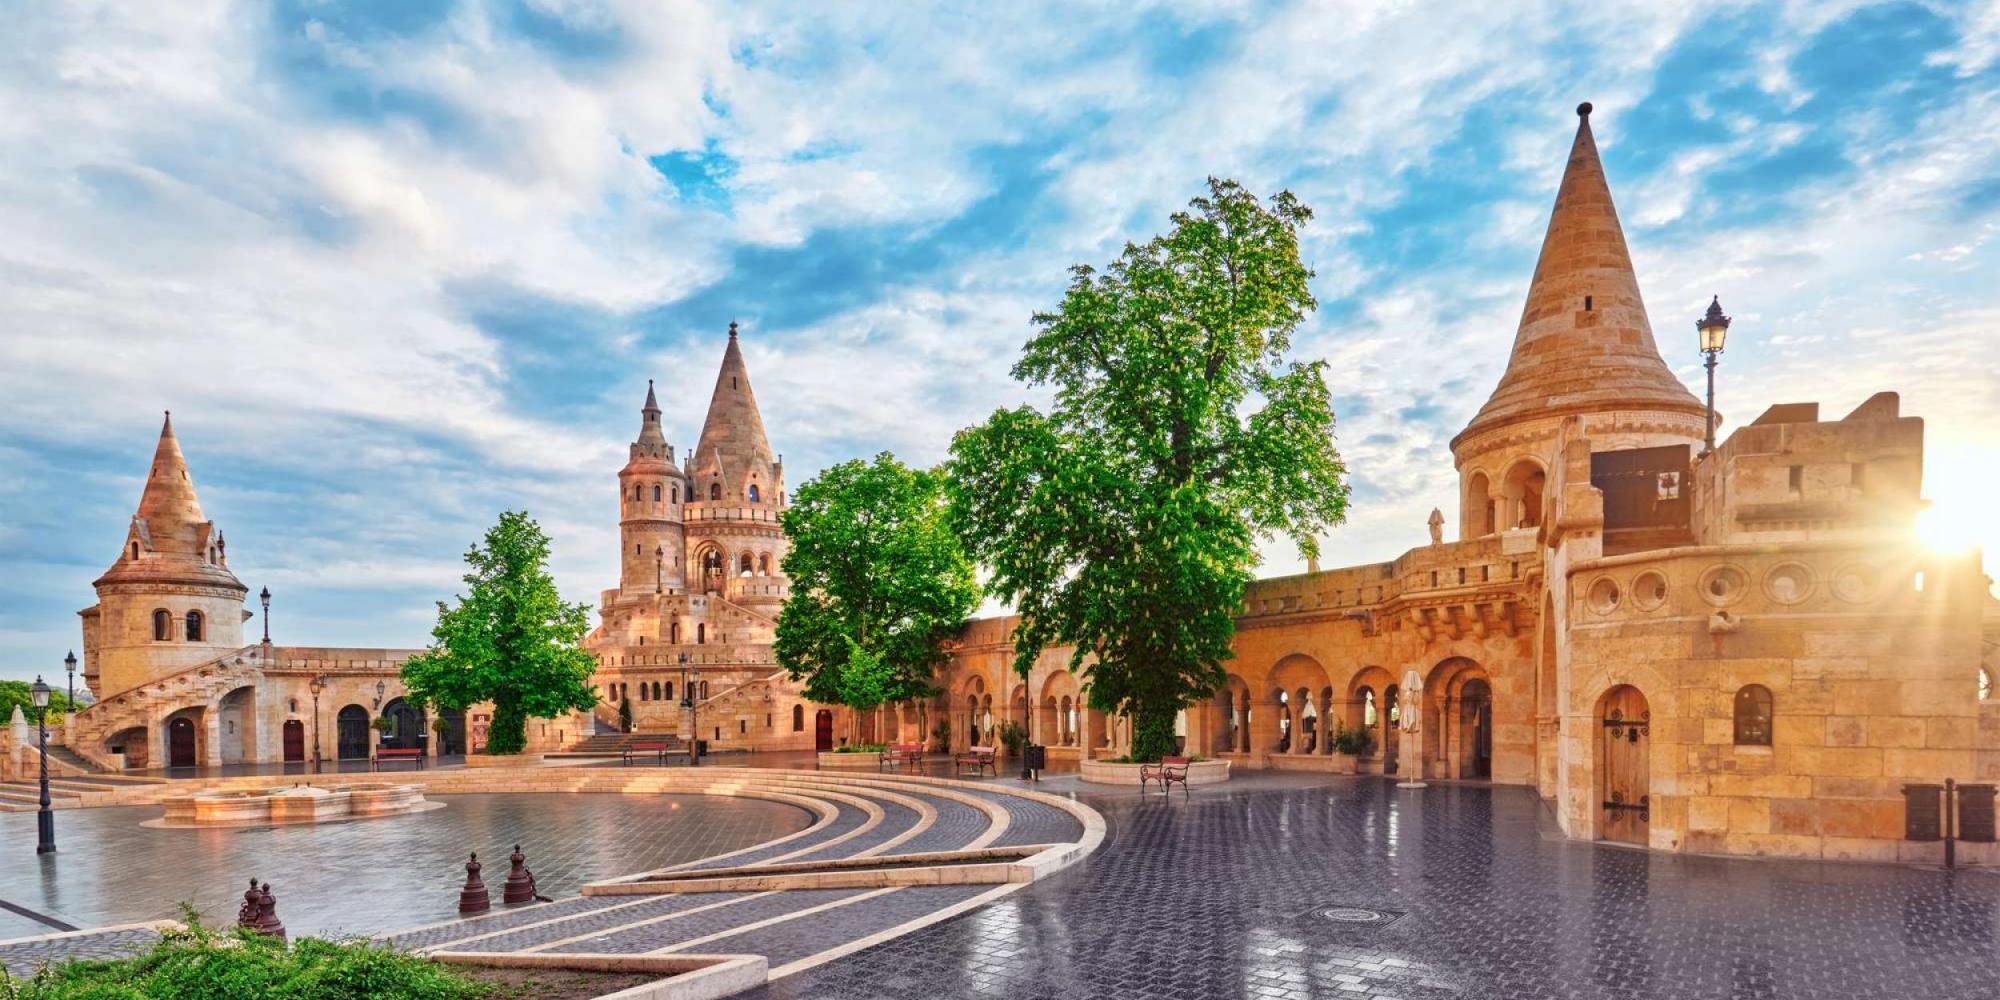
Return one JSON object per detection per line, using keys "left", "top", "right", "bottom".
{"left": 1328, "top": 722, "right": 1374, "bottom": 775}
{"left": 997, "top": 720, "right": 1026, "bottom": 758}
{"left": 370, "top": 716, "right": 397, "bottom": 745}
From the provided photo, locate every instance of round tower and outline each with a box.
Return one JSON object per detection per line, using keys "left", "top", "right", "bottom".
{"left": 619, "top": 380, "right": 687, "bottom": 594}
{"left": 685, "top": 322, "right": 788, "bottom": 612}
{"left": 80, "top": 414, "right": 249, "bottom": 699}
{"left": 1450, "top": 103, "right": 1706, "bottom": 539}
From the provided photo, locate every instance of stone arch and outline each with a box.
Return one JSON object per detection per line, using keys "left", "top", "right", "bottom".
{"left": 1346, "top": 665, "right": 1395, "bottom": 758}
{"left": 335, "top": 704, "right": 370, "bottom": 760}
{"left": 106, "top": 725, "right": 149, "bottom": 768}
{"left": 1040, "top": 672, "right": 1078, "bottom": 748}
{"left": 1466, "top": 471, "right": 1495, "bottom": 537}
{"left": 1595, "top": 683, "right": 1652, "bottom": 845}
{"left": 1216, "top": 673, "right": 1253, "bottom": 755}
{"left": 1501, "top": 457, "right": 1547, "bottom": 530}
{"left": 695, "top": 543, "right": 727, "bottom": 594}
{"left": 163, "top": 706, "right": 206, "bottom": 769}
{"left": 216, "top": 685, "right": 257, "bottom": 765}
{"left": 1425, "top": 657, "right": 1493, "bottom": 780}
{"left": 380, "top": 696, "right": 425, "bottom": 751}
{"left": 1270, "top": 654, "right": 1330, "bottom": 756}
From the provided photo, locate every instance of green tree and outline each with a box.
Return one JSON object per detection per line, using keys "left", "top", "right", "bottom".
{"left": 775, "top": 453, "right": 980, "bottom": 742}
{"left": 947, "top": 178, "right": 1349, "bottom": 762}
{"left": 400, "top": 511, "right": 599, "bottom": 755}
{"left": 0, "top": 680, "right": 75, "bottom": 727}
{"left": 618, "top": 695, "right": 635, "bottom": 734}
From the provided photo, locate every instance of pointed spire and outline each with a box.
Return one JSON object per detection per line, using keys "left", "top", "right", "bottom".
{"left": 633, "top": 379, "right": 668, "bottom": 453}
{"left": 1455, "top": 102, "right": 1702, "bottom": 448}
{"left": 693, "top": 321, "right": 775, "bottom": 502}
{"left": 136, "top": 411, "right": 205, "bottom": 532}
{"left": 643, "top": 378, "right": 660, "bottom": 414}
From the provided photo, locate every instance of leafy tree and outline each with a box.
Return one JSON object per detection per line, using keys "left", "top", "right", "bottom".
{"left": 775, "top": 452, "right": 980, "bottom": 742}
{"left": 618, "top": 695, "right": 635, "bottom": 734}
{"left": 947, "top": 178, "right": 1349, "bottom": 761}
{"left": 400, "top": 511, "right": 598, "bottom": 755}
{"left": 0, "top": 680, "right": 74, "bottom": 727}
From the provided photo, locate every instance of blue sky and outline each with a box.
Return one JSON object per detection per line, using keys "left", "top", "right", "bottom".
{"left": 3, "top": 1, "right": 1998, "bottom": 687}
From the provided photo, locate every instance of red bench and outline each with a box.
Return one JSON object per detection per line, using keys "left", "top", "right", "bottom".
{"left": 621, "top": 738, "right": 689, "bottom": 766}
{"left": 373, "top": 747, "right": 425, "bottom": 771}
{"left": 1140, "top": 756, "right": 1191, "bottom": 795}
{"left": 954, "top": 745, "right": 997, "bottom": 777}
{"left": 880, "top": 742, "right": 925, "bottom": 772}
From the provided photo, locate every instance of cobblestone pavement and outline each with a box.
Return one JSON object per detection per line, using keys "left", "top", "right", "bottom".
{"left": 0, "top": 792, "right": 809, "bottom": 943}
{"left": 0, "top": 927, "right": 165, "bottom": 976}
{"left": 738, "top": 774, "right": 2000, "bottom": 1000}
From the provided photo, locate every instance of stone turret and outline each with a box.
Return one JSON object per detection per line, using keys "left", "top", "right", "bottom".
{"left": 1450, "top": 103, "right": 1706, "bottom": 539}
{"left": 685, "top": 322, "right": 788, "bottom": 610}
{"left": 79, "top": 414, "right": 249, "bottom": 698}
{"left": 619, "top": 380, "right": 688, "bottom": 594}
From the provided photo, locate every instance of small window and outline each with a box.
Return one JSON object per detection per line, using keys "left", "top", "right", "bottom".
{"left": 639, "top": 683, "right": 649, "bottom": 702}
{"left": 634, "top": 484, "right": 643, "bottom": 501}
{"left": 700, "top": 681, "right": 709, "bottom": 699}
{"left": 739, "top": 552, "right": 754, "bottom": 575}
{"left": 184, "top": 610, "right": 203, "bottom": 642}
{"left": 153, "top": 609, "right": 171, "bottom": 641}
{"left": 793, "top": 705, "right": 805, "bottom": 732}
{"left": 635, "top": 544, "right": 641, "bottom": 555}
{"left": 740, "top": 719, "right": 747, "bottom": 734}
{"left": 130, "top": 542, "right": 140, "bottom": 560}
{"left": 697, "top": 624, "right": 705, "bottom": 644}
{"left": 1788, "top": 466, "right": 1803, "bottom": 493}
{"left": 1362, "top": 688, "right": 1377, "bottom": 728}
{"left": 652, "top": 681, "right": 663, "bottom": 701}
{"left": 748, "top": 484, "right": 761, "bottom": 503}
{"left": 670, "top": 623, "right": 680, "bottom": 643}
{"left": 1733, "top": 685, "right": 1773, "bottom": 746}
{"left": 1583, "top": 295, "right": 1593, "bottom": 311}
{"left": 709, "top": 482, "right": 721, "bottom": 500}
{"left": 671, "top": 486, "right": 678, "bottom": 504}
{"left": 653, "top": 484, "right": 662, "bottom": 502}
{"left": 758, "top": 554, "right": 771, "bottom": 576}
{"left": 664, "top": 681, "right": 673, "bottom": 702}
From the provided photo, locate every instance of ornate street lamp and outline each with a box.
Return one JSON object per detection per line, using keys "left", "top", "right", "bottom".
{"left": 308, "top": 675, "right": 325, "bottom": 775}
{"left": 679, "top": 652, "right": 698, "bottom": 767}
{"left": 259, "top": 586, "right": 271, "bottom": 644}
{"left": 1697, "top": 296, "right": 1731, "bottom": 455}
{"left": 31, "top": 676, "right": 54, "bottom": 854}
{"left": 374, "top": 679, "right": 386, "bottom": 710}
{"left": 63, "top": 650, "right": 76, "bottom": 722}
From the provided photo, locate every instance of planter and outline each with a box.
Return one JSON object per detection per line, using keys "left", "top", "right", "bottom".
{"left": 1265, "top": 753, "right": 1356, "bottom": 775}
{"left": 465, "top": 752, "right": 542, "bottom": 769}
{"left": 817, "top": 751, "right": 880, "bottom": 770}
{"left": 1078, "top": 757, "right": 1231, "bottom": 786}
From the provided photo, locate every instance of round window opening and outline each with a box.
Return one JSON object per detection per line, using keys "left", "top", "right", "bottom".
{"left": 1631, "top": 571, "right": 1669, "bottom": 611}
{"left": 1699, "top": 566, "right": 1749, "bottom": 607}
{"left": 1586, "top": 577, "right": 1621, "bottom": 615}
{"left": 1764, "top": 563, "right": 1814, "bottom": 605}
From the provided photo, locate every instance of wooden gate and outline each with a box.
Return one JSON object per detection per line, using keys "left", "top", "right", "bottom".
{"left": 282, "top": 720, "right": 305, "bottom": 762}
{"left": 1600, "top": 685, "right": 1650, "bottom": 845}
{"left": 168, "top": 717, "right": 197, "bottom": 768}
{"left": 814, "top": 709, "right": 834, "bottom": 752}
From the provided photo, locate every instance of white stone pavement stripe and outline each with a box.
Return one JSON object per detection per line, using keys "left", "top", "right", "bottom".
{"left": 767, "top": 883, "right": 1023, "bottom": 981}
{"left": 518, "top": 892, "right": 777, "bottom": 954}
{"left": 649, "top": 888, "right": 901, "bottom": 955}
{"left": 411, "top": 894, "right": 670, "bottom": 953}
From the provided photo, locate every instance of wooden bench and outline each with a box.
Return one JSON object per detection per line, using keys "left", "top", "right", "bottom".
{"left": 621, "top": 739, "right": 689, "bottom": 766}
{"left": 954, "top": 745, "right": 997, "bottom": 777}
{"left": 1140, "top": 755, "right": 1191, "bottom": 795}
{"left": 373, "top": 747, "right": 425, "bottom": 771}
{"left": 880, "top": 742, "right": 925, "bottom": 772}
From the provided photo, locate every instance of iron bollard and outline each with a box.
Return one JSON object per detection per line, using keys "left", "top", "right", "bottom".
{"left": 458, "top": 852, "right": 491, "bottom": 914}
{"left": 236, "top": 878, "right": 262, "bottom": 933}
{"left": 503, "top": 845, "right": 536, "bottom": 905}
{"left": 256, "top": 882, "right": 286, "bottom": 942}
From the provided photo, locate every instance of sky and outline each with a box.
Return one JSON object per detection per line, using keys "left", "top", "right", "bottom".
{"left": 2, "top": 0, "right": 1998, "bottom": 688}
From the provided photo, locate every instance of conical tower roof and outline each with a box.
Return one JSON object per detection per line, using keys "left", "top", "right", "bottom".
{"left": 1454, "top": 103, "right": 1703, "bottom": 449}
{"left": 96, "top": 413, "right": 244, "bottom": 591}
{"left": 135, "top": 412, "right": 205, "bottom": 543}
{"left": 692, "top": 322, "right": 776, "bottom": 490}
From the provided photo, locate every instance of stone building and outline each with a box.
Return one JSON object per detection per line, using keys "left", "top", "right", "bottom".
{"left": 923, "top": 104, "right": 1999, "bottom": 862}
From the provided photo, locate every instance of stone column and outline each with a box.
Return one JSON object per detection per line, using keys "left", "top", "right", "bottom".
{"left": 1249, "top": 699, "right": 1281, "bottom": 764}
{"left": 1083, "top": 708, "right": 1105, "bottom": 760}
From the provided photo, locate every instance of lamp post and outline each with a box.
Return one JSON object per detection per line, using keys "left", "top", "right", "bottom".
{"left": 63, "top": 650, "right": 76, "bottom": 722}
{"left": 259, "top": 586, "right": 271, "bottom": 645}
{"left": 31, "top": 676, "right": 54, "bottom": 854}
{"left": 308, "top": 675, "right": 325, "bottom": 775}
{"left": 679, "top": 652, "right": 698, "bottom": 767}
{"left": 1697, "top": 296, "right": 1731, "bottom": 455}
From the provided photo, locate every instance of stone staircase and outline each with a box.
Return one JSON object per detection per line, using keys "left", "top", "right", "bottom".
{"left": 64, "top": 645, "right": 266, "bottom": 771}
{"left": 0, "top": 745, "right": 164, "bottom": 811}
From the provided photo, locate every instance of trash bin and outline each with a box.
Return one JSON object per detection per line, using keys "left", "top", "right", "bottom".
{"left": 1959, "top": 784, "right": 1996, "bottom": 843}
{"left": 1903, "top": 783, "right": 1943, "bottom": 841}
{"left": 1024, "top": 744, "right": 1047, "bottom": 772}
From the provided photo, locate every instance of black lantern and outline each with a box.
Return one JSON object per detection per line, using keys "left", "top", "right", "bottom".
{"left": 63, "top": 650, "right": 77, "bottom": 720}
{"left": 259, "top": 586, "right": 271, "bottom": 644}
{"left": 31, "top": 675, "right": 54, "bottom": 854}
{"left": 1697, "top": 296, "right": 1731, "bottom": 454}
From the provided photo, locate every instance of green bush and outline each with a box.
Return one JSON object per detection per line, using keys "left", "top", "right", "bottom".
{"left": 996, "top": 720, "right": 1026, "bottom": 755}
{"left": 832, "top": 743, "right": 887, "bottom": 754}
{"left": 1329, "top": 722, "right": 1375, "bottom": 756}
{"left": 1, "top": 917, "right": 492, "bottom": 1000}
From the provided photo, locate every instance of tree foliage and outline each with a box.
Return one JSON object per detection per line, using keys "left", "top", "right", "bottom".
{"left": 775, "top": 453, "right": 980, "bottom": 732}
{"left": 400, "top": 511, "right": 598, "bottom": 755}
{"left": 0, "top": 681, "right": 75, "bottom": 727}
{"left": 947, "top": 178, "right": 1349, "bottom": 761}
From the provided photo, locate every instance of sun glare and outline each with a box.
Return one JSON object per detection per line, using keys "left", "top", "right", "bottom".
{"left": 1915, "top": 443, "right": 1997, "bottom": 563}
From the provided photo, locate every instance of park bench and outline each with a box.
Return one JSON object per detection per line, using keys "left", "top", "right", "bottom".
{"left": 621, "top": 738, "right": 689, "bottom": 766}
{"left": 1140, "top": 755, "right": 1191, "bottom": 795}
{"left": 955, "top": 744, "right": 997, "bottom": 777}
{"left": 373, "top": 747, "right": 425, "bottom": 771}
{"left": 880, "top": 742, "right": 925, "bottom": 772}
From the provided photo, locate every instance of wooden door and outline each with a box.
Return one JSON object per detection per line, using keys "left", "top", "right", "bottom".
{"left": 168, "top": 718, "right": 197, "bottom": 768}
{"left": 1600, "top": 686, "right": 1650, "bottom": 845}
{"left": 814, "top": 709, "right": 834, "bottom": 752}
{"left": 283, "top": 720, "right": 305, "bottom": 762}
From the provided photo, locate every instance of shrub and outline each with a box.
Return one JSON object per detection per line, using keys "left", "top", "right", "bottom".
{"left": 996, "top": 720, "right": 1026, "bottom": 755}
{"left": 833, "top": 743, "right": 888, "bottom": 754}
{"left": 929, "top": 720, "right": 951, "bottom": 754}
{"left": 1329, "top": 722, "right": 1375, "bottom": 756}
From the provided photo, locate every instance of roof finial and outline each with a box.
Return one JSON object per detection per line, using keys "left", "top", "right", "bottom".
{"left": 728, "top": 320, "right": 739, "bottom": 339}
{"left": 1577, "top": 101, "right": 1593, "bottom": 118}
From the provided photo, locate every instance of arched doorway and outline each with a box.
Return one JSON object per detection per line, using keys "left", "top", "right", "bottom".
{"left": 814, "top": 709, "right": 834, "bottom": 752}
{"left": 1460, "top": 678, "right": 1493, "bottom": 779}
{"left": 380, "top": 697, "right": 425, "bottom": 750}
{"left": 167, "top": 717, "right": 197, "bottom": 768}
{"left": 336, "top": 705, "right": 370, "bottom": 759}
{"left": 1382, "top": 684, "right": 1400, "bottom": 774}
{"left": 1599, "top": 685, "right": 1650, "bottom": 845}
{"left": 217, "top": 686, "right": 255, "bottom": 765}
{"left": 282, "top": 720, "right": 305, "bottom": 762}
{"left": 436, "top": 708, "right": 466, "bottom": 755}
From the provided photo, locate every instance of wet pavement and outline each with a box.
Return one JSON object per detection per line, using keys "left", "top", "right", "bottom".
{"left": 745, "top": 772, "right": 2000, "bottom": 1000}
{"left": 0, "top": 792, "right": 808, "bottom": 940}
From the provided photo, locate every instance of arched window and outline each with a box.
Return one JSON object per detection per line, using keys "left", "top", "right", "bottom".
{"left": 709, "top": 482, "right": 721, "bottom": 500}
{"left": 1733, "top": 684, "right": 1773, "bottom": 746}
{"left": 152, "top": 609, "right": 171, "bottom": 641}
{"left": 634, "top": 484, "right": 643, "bottom": 501}
{"left": 653, "top": 484, "right": 662, "bottom": 502}
{"left": 739, "top": 553, "right": 754, "bottom": 576}
{"left": 1361, "top": 688, "right": 1377, "bottom": 728}
{"left": 671, "top": 486, "right": 678, "bottom": 504}
{"left": 652, "top": 681, "right": 663, "bottom": 701}
{"left": 748, "top": 484, "right": 761, "bottom": 503}
{"left": 696, "top": 623, "right": 706, "bottom": 644}
{"left": 664, "top": 681, "right": 673, "bottom": 702}
{"left": 184, "top": 610, "right": 204, "bottom": 642}
{"left": 758, "top": 554, "right": 771, "bottom": 576}
{"left": 639, "top": 683, "right": 649, "bottom": 702}
{"left": 793, "top": 704, "right": 805, "bottom": 732}
{"left": 700, "top": 681, "right": 709, "bottom": 700}
{"left": 670, "top": 623, "right": 680, "bottom": 644}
